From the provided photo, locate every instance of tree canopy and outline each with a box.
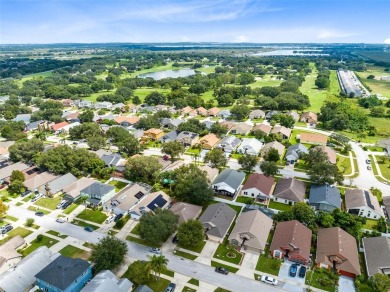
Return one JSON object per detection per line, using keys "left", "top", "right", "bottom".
{"left": 177, "top": 219, "right": 205, "bottom": 248}
{"left": 91, "top": 236, "right": 128, "bottom": 273}
{"left": 124, "top": 156, "right": 162, "bottom": 184}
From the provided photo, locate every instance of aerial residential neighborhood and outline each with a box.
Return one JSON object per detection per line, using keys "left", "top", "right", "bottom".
{"left": 1, "top": 0, "right": 390, "bottom": 291}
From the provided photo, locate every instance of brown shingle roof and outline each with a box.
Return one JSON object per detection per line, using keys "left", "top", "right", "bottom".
{"left": 316, "top": 227, "right": 361, "bottom": 276}
{"left": 242, "top": 173, "right": 275, "bottom": 196}
{"left": 301, "top": 112, "right": 318, "bottom": 123}
{"left": 24, "top": 172, "right": 58, "bottom": 191}
{"left": 200, "top": 133, "right": 220, "bottom": 148}
{"left": 261, "top": 141, "right": 285, "bottom": 157}
{"left": 114, "top": 116, "right": 140, "bottom": 125}
{"left": 315, "top": 146, "right": 337, "bottom": 164}
{"left": 299, "top": 132, "right": 327, "bottom": 144}
{"left": 170, "top": 202, "right": 202, "bottom": 223}
{"left": 208, "top": 107, "right": 220, "bottom": 116}
{"left": 271, "top": 126, "right": 291, "bottom": 138}
{"left": 345, "top": 188, "right": 384, "bottom": 216}
{"left": 273, "top": 178, "right": 306, "bottom": 203}
{"left": 251, "top": 124, "right": 272, "bottom": 135}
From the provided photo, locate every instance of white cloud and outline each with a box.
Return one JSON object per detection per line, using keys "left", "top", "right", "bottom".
{"left": 317, "top": 29, "right": 360, "bottom": 39}
{"left": 234, "top": 35, "right": 248, "bottom": 42}
{"left": 385, "top": 37, "right": 390, "bottom": 44}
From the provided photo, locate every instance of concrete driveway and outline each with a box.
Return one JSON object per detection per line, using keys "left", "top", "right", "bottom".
{"left": 338, "top": 276, "right": 355, "bottom": 292}
{"left": 278, "top": 261, "right": 306, "bottom": 284}
{"left": 241, "top": 251, "right": 259, "bottom": 270}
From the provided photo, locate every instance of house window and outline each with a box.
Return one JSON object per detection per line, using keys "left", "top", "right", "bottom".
{"left": 244, "top": 192, "right": 247, "bottom": 195}
{"left": 252, "top": 193, "right": 255, "bottom": 197}
{"left": 374, "top": 216, "right": 377, "bottom": 219}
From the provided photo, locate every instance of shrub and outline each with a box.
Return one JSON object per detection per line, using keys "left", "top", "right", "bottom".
{"left": 36, "top": 234, "right": 43, "bottom": 242}
{"left": 115, "top": 219, "right": 125, "bottom": 229}
{"left": 25, "top": 218, "right": 35, "bottom": 227}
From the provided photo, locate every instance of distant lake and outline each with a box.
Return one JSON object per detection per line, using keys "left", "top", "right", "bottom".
{"left": 137, "top": 68, "right": 197, "bottom": 80}
{"left": 251, "top": 49, "right": 329, "bottom": 56}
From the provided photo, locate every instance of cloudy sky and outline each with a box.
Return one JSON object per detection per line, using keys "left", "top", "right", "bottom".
{"left": 1, "top": 0, "right": 389, "bottom": 44}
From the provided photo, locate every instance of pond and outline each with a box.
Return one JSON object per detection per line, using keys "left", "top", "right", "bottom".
{"left": 137, "top": 68, "right": 197, "bottom": 80}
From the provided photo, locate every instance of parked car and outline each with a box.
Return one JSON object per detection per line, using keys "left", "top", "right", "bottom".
{"left": 21, "top": 190, "right": 31, "bottom": 197}
{"left": 260, "top": 275, "right": 278, "bottom": 286}
{"left": 35, "top": 211, "right": 44, "bottom": 217}
{"left": 299, "top": 266, "right": 307, "bottom": 278}
{"left": 172, "top": 235, "right": 179, "bottom": 244}
{"left": 366, "top": 159, "right": 371, "bottom": 164}
{"left": 56, "top": 218, "right": 66, "bottom": 223}
{"left": 56, "top": 200, "right": 67, "bottom": 209}
{"left": 163, "top": 155, "right": 170, "bottom": 161}
{"left": 326, "top": 142, "right": 336, "bottom": 147}
{"left": 165, "top": 283, "right": 176, "bottom": 292}
{"left": 61, "top": 201, "right": 72, "bottom": 209}
{"left": 0, "top": 224, "right": 13, "bottom": 234}
{"left": 367, "top": 165, "right": 372, "bottom": 170}
{"left": 215, "top": 267, "right": 229, "bottom": 275}
{"left": 289, "top": 264, "right": 298, "bottom": 277}
{"left": 84, "top": 226, "right": 94, "bottom": 232}
{"left": 31, "top": 193, "right": 43, "bottom": 202}
{"left": 149, "top": 247, "right": 161, "bottom": 254}
{"left": 114, "top": 213, "right": 123, "bottom": 222}
{"left": 105, "top": 214, "right": 115, "bottom": 224}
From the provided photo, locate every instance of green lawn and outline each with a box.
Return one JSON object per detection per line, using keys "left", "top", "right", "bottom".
{"left": 235, "top": 196, "right": 256, "bottom": 205}
{"left": 300, "top": 70, "right": 328, "bottom": 113}
{"left": 130, "top": 223, "right": 141, "bottom": 235}
{"left": 187, "top": 278, "right": 199, "bottom": 286}
{"left": 22, "top": 235, "right": 58, "bottom": 256}
{"left": 46, "top": 230, "right": 68, "bottom": 239}
{"left": 305, "top": 268, "right": 338, "bottom": 292}
{"left": 0, "top": 227, "right": 33, "bottom": 244}
{"left": 213, "top": 244, "right": 243, "bottom": 265}
{"left": 182, "top": 287, "right": 197, "bottom": 292}
{"left": 178, "top": 241, "right": 206, "bottom": 254}
{"left": 268, "top": 201, "right": 293, "bottom": 212}
{"left": 210, "top": 261, "right": 239, "bottom": 273}
{"left": 134, "top": 87, "right": 171, "bottom": 102}
{"left": 175, "top": 250, "right": 197, "bottom": 260}
{"left": 83, "top": 242, "right": 96, "bottom": 249}
{"left": 27, "top": 206, "right": 50, "bottom": 214}
{"left": 337, "top": 155, "right": 352, "bottom": 175}
{"left": 16, "top": 202, "right": 23, "bottom": 206}
{"left": 76, "top": 209, "right": 107, "bottom": 224}
{"left": 72, "top": 219, "right": 100, "bottom": 230}
{"left": 375, "top": 157, "right": 390, "bottom": 180}
{"left": 16, "top": 71, "right": 53, "bottom": 86}
{"left": 363, "top": 219, "right": 379, "bottom": 230}
{"left": 255, "top": 254, "right": 281, "bottom": 276}
{"left": 126, "top": 235, "right": 161, "bottom": 248}
{"left": 63, "top": 203, "right": 78, "bottom": 215}
{"left": 108, "top": 180, "right": 128, "bottom": 192}
{"left": 356, "top": 65, "right": 390, "bottom": 98}
{"left": 5, "top": 215, "right": 18, "bottom": 222}
{"left": 59, "top": 245, "right": 90, "bottom": 260}
{"left": 22, "top": 195, "right": 34, "bottom": 202}
{"left": 34, "top": 195, "right": 62, "bottom": 210}
{"left": 248, "top": 75, "right": 283, "bottom": 88}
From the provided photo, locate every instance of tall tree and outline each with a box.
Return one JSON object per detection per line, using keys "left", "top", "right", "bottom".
{"left": 0, "top": 199, "right": 9, "bottom": 219}
{"left": 124, "top": 156, "right": 162, "bottom": 184}
{"left": 260, "top": 161, "right": 279, "bottom": 177}
{"left": 9, "top": 138, "right": 44, "bottom": 163}
{"left": 91, "top": 236, "right": 128, "bottom": 273}
{"left": 125, "top": 261, "right": 149, "bottom": 285}
{"left": 204, "top": 148, "right": 227, "bottom": 168}
{"left": 161, "top": 141, "right": 185, "bottom": 161}
{"left": 177, "top": 219, "right": 204, "bottom": 247}
{"left": 238, "top": 154, "right": 258, "bottom": 172}
{"left": 146, "top": 254, "right": 169, "bottom": 281}
{"left": 263, "top": 147, "right": 280, "bottom": 162}
{"left": 79, "top": 109, "right": 94, "bottom": 123}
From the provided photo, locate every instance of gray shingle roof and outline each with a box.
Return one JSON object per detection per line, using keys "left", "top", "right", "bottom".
{"left": 212, "top": 169, "right": 245, "bottom": 191}
{"left": 81, "top": 270, "right": 133, "bottom": 292}
{"left": 35, "top": 256, "right": 91, "bottom": 290}
{"left": 363, "top": 236, "right": 390, "bottom": 277}
{"left": 273, "top": 177, "right": 306, "bottom": 202}
{"left": 39, "top": 173, "right": 77, "bottom": 195}
{"left": 81, "top": 182, "right": 115, "bottom": 198}
{"left": 199, "top": 203, "right": 236, "bottom": 238}
{"left": 309, "top": 184, "right": 341, "bottom": 209}
{"left": 159, "top": 130, "right": 179, "bottom": 142}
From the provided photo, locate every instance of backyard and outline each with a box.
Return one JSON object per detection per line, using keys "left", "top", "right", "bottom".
{"left": 268, "top": 200, "right": 293, "bottom": 212}
{"left": 108, "top": 180, "right": 128, "bottom": 192}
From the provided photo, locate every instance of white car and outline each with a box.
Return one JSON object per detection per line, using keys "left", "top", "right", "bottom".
{"left": 105, "top": 214, "right": 115, "bottom": 224}
{"left": 149, "top": 247, "right": 161, "bottom": 254}
{"left": 260, "top": 275, "right": 278, "bottom": 286}
{"left": 56, "top": 218, "right": 66, "bottom": 223}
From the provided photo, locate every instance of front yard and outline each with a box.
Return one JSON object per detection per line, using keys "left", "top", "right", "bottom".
{"left": 211, "top": 261, "right": 239, "bottom": 273}
{"left": 337, "top": 155, "right": 352, "bottom": 175}
{"left": 0, "top": 227, "right": 33, "bottom": 244}
{"left": 72, "top": 219, "right": 100, "bottom": 230}
{"left": 213, "top": 244, "right": 243, "bottom": 265}
{"left": 255, "top": 253, "right": 281, "bottom": 276}
{"left": 59, "top": 245, "right": 90, "bottom": 260}
{"left": 76, "top": 208, "right": 107, "bottom": 224}
{"left": 178, "top": 240, "right": 206, "bottom": 253}
{"left": 34, "top": 195, "right": 62, "bottom": 210}
{"left": 22, "top": 235, "right": 59, "bottom": 256}
{"left": 305, "top": 268, "right": 338, "bottom": 292}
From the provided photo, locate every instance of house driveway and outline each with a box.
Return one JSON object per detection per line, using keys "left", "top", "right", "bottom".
{"left": 278, "top": 261, "right": 306, "bottom": 284}
{"left": 240, "top": 251, "right": 259, "bottom": 270}
{"left": 338, "top": 276, "right": 356, "bottom": 292}
{"left": 201, "top": 241, "right": 219, "bottom": 258}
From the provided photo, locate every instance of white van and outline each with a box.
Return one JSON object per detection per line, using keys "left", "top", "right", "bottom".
{"left": 105, "top": 214, "right": 115, "bottom": 224}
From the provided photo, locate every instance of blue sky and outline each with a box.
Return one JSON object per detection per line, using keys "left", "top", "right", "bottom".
{"left": 1, "top": 0, "right": 390, "bottom": 44}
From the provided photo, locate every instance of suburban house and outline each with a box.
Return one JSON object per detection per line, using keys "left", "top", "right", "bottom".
{"left": 161, "top": 118, "right": 184, "bottom": 129}
{"left": 0, "top": 247, "right": 59, "bottom": 292}
{"left": 230, "top": 123, "right": 252, "bottom": 135}
{"left": 0, "top": 236, "right": 25, "bottom": 274}
{"left": 270, "top": 220, "right": 312, "bottom": 265}
{"left": 114, "top": 116, "right": 140, "bottom": 127}
{"left": 199, "top": 133, "right": 220, "bottom": 149}
{"left": 81, "top": 270, "right": 133, "bottom": 292}
{"left": 63, "top": 177, "right": 96, "bottom": 202}
{"left": 251, "top": 124, "right": 272, "bottom": 136}
{"left": 299, "top": 132, "right": 327, "bottom": 146}
{"left": 316, "top": 227, "right": 361, "bottom": 278}
{"left": 199, "top": 165, "right": 219, "bottom": 182}
{"left": 51, "top": 121, "right": 69, "bottom": 133}
{"left": 237, "top": 138, "right": 263, "bottom": 156}
{"left": 383, "top": 197, "right": 390, "bottom": 220}
{"left": 170, "top": 202, "right": 202, "bottom": 223}
{"left": 228, "top": 210, "right": 273, "bottom": 253}
{"left": 24, "top": 172, "right": 58, "bottom": 192}
{"left": 0, "top": 162, "right": 29, "bottom": 183}
{"left": 345, "top": 188, "right": 384, "bottom": 219}
{"left": 285, "top": 143, "right": 309, "bottom": 164}
{"left": 80, "top": 181, "right": 116, "bottom": 206}
{"left": 265, "top": 110, "right": 279, "bottom": 121}
{"left": 74, "top": 100, "right": 93, "bottom": 108}
{"left": 112, "top": 102, "right": 126, "bottom": 111}
{"left": 134, "top": 285, "right": 152, "bottom": 292}
{"left": 300, "top": 112, "right": 318, "bottom": 125}
{"left": 249, "top": 109, "right": 265, "bottom": 120}
{"left": 219, "top": 121, "right": 235, "bottom": 131}
{"left": 309, "top": 184, "right": 341, "bottom": 212}
{"left": 197, "top": 107, "right": 208, "bottom": 116}
{"left": 261, "top": 141, "right": 285, "bottom": 157}
{"left": 94, "top": 101, "right": 113, "bottom": 110}
{"left": 215, "top": 135, "right": 242, "bottom": 153}
{"left": 181, "top": 106, "right": 193, "bottom": 116}
{"left": 101, "top": 153, "right": 126, "bottom": 170}
{"left": 13, "top": 114, "right": 31, "bottom": 124}
{"left": 208, "top": 107, "right": 220, "bottom": 117}
{"left": 188, "top": 109, "right": 198, "bottom": 117}
{"left": 176, "top": 131, "right": 199, "bottom": 147}
{"left": 211, "top": 169, "right": 245, "bottom": 197}
{"left": 38, "top": 173, "right": 78, "bottom": 197}
{"left": 241, "top": 173, "right": 275, "bottom": 201}
{"left": 272, "top": 177, "right": 306, "bottom": 205}
{"left": 315, "top": 146, "right": 337, "bottom": 164}
{"left": 362, "top": 236, "right": 390, "bottom": 277}
{"left": 217, "top": 109, "right": 231, "bottom": 119}
{"left": 129, "top": 191, "right": 172, "bottom": 220}
{"left": 26, "top": 120, "right": 45, "bottom": 132}
{"left": 271, "top": 126, "right": 291, "bottom": 139}
{"left": 63, "top": 112, "right": 80, "bottom": 123}
{"left": 159, "top": 130, "right": 179, "bottom": 143}
{"left": 143, "top": 128, "right": 164, "bottom": 141}
{"left": 103, "top": 183, "right": 151, "bottom": 215}
{"left": 0, "top": 141, "right": 14, "bottom": 159}
{"left": 35, "top": 256, "right": 92, "bottom": 292}
{"left": 199, "top": 203, "right": 236, "bottom": 242}
{"left": 287, "top": 111, "right": 300, "bottom": 122}
{"left": 60, "top": 99, "right": 74, "bottom": 107}
{"left": 202, "top": 120, "right": 215, "bottom": 130}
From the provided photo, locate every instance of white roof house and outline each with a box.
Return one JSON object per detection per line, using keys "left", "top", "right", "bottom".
{"left": 237, "top": 138, "right": 263, "bottom": 156}
{"left": 81, "top": 270, "right": 133, "bottom": 292}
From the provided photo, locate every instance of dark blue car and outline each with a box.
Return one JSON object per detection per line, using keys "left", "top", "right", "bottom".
{"left": 84, "top": 226, "right": 94, "bottom": 232}
{"left": 289, "top": 264, "right": 298, "bottom": 277}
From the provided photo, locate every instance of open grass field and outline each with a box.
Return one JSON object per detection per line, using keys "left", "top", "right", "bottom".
{"left": 84, "top": 89, "right": 116, "bottom": 102}
{"left": 356, "top": 65, "right": 390, "bottom": 98}
{"left": 300, "top": 70, "right": 328, "bottom": 113}
{"left": 133, "top": 87, "right": 171, "bottom": 102}
{"left": 248, "top": 75, "right": 283, "bottom": 88}
{"left": 16, "top": 71, "right": 53, "bottom": 86}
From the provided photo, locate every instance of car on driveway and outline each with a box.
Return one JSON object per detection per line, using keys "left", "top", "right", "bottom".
{"left": 165, "top": 282, "right": 176, "bottom": 292}
{"left": 299, "top": 266, "right": 307, "bottom": 278}
{"left": 215, "top": 267, "right": 229, "bottom": 275}
{"left": 289, "top": 264, "right": 298, "bottom": 277}
{"left": 84, "top": 226, "right": 94, "bottom": 232}
{"left": 35, "top": 211, "right": 44, "bottom": 217}
{"left": 21, "top": 190, "right": 31, "bottom": 197}
{"left": 260, "top": 275, "right": 278, "bottom": 285}
{"left": 0, "top": 224, "right": 13, "bottom": 234}
{"left": 105, "top": 214, "right": 115, "bottom": 224}
{"left": 172, "top": 235, "right": 179, "bottom": 244}
{"left": 31, "top": 193, "right": 43, "bottom": 202}
{"left": 56, "top": 218, "right": 66, "bottom": 223}
{"left": 149, "top": 247, "right": 161, "bottom": 254}
{"left": 61, "top": 201, "right": 71, "bottom": 209}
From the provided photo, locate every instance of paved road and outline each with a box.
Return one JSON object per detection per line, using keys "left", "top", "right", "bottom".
{"left": 8, "top": 206, "right": 285, "bottom": 292}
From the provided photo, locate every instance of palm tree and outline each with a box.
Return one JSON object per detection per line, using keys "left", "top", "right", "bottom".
{"left": 146, "top": 254, "right": 169, "bottom": 281}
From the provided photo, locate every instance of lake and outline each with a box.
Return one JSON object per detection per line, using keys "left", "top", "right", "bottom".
{"left": 137, "top": 68, "right": 197, "bottom": 80}
{"left": 251, "top": 49, "right": 329, "bottom": 56}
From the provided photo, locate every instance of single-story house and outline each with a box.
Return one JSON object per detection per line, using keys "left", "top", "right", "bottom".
{"left": 219, "top": 121, "right": 235, "bottom": 131}
{"left": 261, "top": 141, "right": 285, "bottom": 157}
{"left": 114, "top": 116, "right": 140, "bottom": 127}
{"left": 285, "top": 143, "right": 309, "bottom": 164}
{"left": 35, "top": 256, "right": 92, "bottom": 292}
{"left": 316, "top": 227, "right": 361, "bottom": 278}
{"left": 197, "top": 107, "right": 208, "bottom": 116}
{"left": 217, "top": 109, "right": 231, "bottom": 119}
{"left": 80, "top": 181, "right": 116, "bottom": 206}
{"left": 249, "top": 110, "right": 265, "bottom": 120}
{"left": 230, "top": 123, "right": 252, "bottom": 135}
{"left": 270, "top": 220, "right": 312, "bottom": 265}
{"left": 345, "top": 188, "right": 384, "bottom": 219}
{"left": 13, "top": 114, "right": 31, "bottom": 124}
{"left": 212, "top": 169, "right": 245, "bottom": 197}
{"left": 199, "top": 133, "right": 220, "bottom": 149}
{"left": 101, "top": 153, "right": 126, "bottom": 169}
{"left": 199, "top": 203, "right": 236, "bottom": 242}
{"left": 241, "top": 173, "right": 275, "bottom": 201}
{"left": 265, "top": 110, "right": 279, "bottom": 121}
{"left": 299, "top": 132, "right": 327, "bottom": 146}
{"left": 237, "top": 138, "right": 263, "bottom": 156}
{"left": 81, "top": 270, "right": 133, "bottom": 292}
{"left": 362, "top": 236, "right": 390, "bottom": 277}
{"left": 309, "top": 184, "right": 341, "bottom": 212}
{"left": 24, "top": 172, "right": 58, "bottom": 192}
{"left": 300, "top": 112, "right": 318, "bottom": 125}
{"left": 143, "top": 128, "right": 164, "bottom": 141}
{"left": 25, "top": 120, "right": 45, "bottom": 132}
{"left": 383, "top": 197, "right": 390, "bottom": 220}
{"left": 74, "top": 100, "right": 93, "bottom": 108}
{"left": 94, "top": 101, "right": 113, "bottom": 110}
{"left": 60, "top": 99, "right": 74, "bottom": 107}
{"left": 287, "top": 111, "right": 300, "bottom": 122}
{"left": 176, "top": 131, "right": 199, "bottom": 147}
{"left": 202, "top": 120, "right": 215, "bottom": 130}
{"left": 51, "top": 121, "right": 69, "bottom": 133}
{"left": 251, "top": 124, "right": 272, "bottom": 136}
{"left": 181, "top": 106, "right": 194, "bottom": 116}
{"left": 315, "top": 146, "right": 337, "bottom": 164}
{"left": 208, "top": 107, "right": 221, "bottom": 117}
{"left": 38, "top": 173, "right": 78, "bottom": 197}
{"left": 159, "top": 130, "right": 179, "bottom": 143}
{"left": 63, "top": 112, "right": 80, "bottom": 123}
{"left": 0, "top": 236, "right": 25, "bottom": 274}
{"left": 170, "top": 202, "right": 202, "bottom": 224}
{"left": 161, "top": 118, "right": 184, "bottom": 129}
{"left": 103, "top": 183, "right": 151, "bottom": 215}
{"left": 228, "top": 210, "right": 273, "bottom": 253}
{"left": 62, "top": 177, "right": 96, "bottom": 202}
{"left": 129, "top": 191, "right": 172, "bottom": 220}
{"left": 0, "top": 162, "right": 29, "bottom": 182}
{"left": 271, "top": 126, "right": 292, "bottom": 139}
{"left": 215, "top": 135, "right": 241, "bottom": 153}
{"left": 199, "top": 165, "right": 219, "bottom": 182}
{"left": 272, "top": 177, "right": 306, "bottom": 205}
{"left": 134, "top": 285, "right": 152, "bottom": 292}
